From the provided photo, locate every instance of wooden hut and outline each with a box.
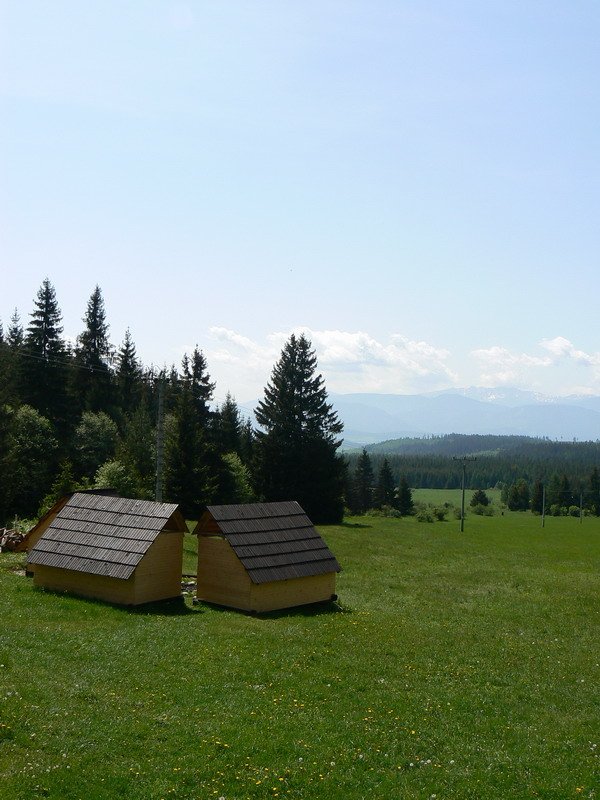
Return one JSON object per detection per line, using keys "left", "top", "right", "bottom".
{"left": 27, "top": 493, "right": 186, "bottom": 605}
{"left": 196, "top": 501, "right": 341, "bottom": 612}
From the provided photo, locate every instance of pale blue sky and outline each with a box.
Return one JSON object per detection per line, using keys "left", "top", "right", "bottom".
{"left": 2, "top": 1, "right": 600, "bottom": 402}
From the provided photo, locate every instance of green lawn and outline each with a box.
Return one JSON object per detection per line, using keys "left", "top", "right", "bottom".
{"left": 1, "top": 512, "right": 598, "bottom": 799}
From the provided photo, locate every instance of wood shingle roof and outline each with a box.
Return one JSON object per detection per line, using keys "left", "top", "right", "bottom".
{"left": 198, "top": 501, "right": 341, "bottom": 584}
{"left": 27, "top": 493, "right": 186, "bottom": 580}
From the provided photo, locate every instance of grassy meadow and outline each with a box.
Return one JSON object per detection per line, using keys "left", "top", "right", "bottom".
{"left": 1, "top": 500, "right": 599, "bottom": 799}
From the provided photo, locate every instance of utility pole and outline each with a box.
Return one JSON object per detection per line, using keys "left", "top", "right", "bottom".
{"left": 453, "top": 456, "right": 477, "bottom": 532}
{"left": 580, "top": 490, "right": 583, "bottom": 524}
{"left": 155, "top": 379, "right": 165, "bottom": 503}
{"left": 541, "top": 485, "right": 546, "bottom": 528}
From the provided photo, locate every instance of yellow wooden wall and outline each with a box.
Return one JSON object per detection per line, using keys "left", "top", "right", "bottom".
{"left": 133, "top": 531, "right": 183, "bottom": 604}
{"left": 31, "top": 531, "right": 183, "bottom": 606}
{"left": 32, "top": 565, "right": 137, "bottom": 605}
{"left": 250, "top": 572, "right": 336, "bottom": 613}
{"left": 196, "top": 537, "right": 253, "bottom": 610}
{"left": 197, "top": 536, "right": 337, "bottom": 612}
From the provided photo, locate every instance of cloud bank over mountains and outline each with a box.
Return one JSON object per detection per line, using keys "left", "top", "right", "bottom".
{"left": 204, "top": 327, "right": 600, "bottom": 402}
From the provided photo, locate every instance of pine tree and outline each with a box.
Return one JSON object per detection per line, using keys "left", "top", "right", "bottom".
{"left": 375, "top": 458, "right": 396, "bottom": 508}
{"left": 588, "top": 466, "right": 600, "bottom": 516}
{"left": 470, "top": 488, "right": 490, "bottom": 508}
{"left": 239, "top": 417, "right": 254, "bottom": 465}
{"left": 73, "top": 286, "right": 114, "bottom": 412}
{"left": 254, "top": 333, "right": 345, "bottom": 523}
{"left": 530, "top": 480, "right": 544, "bottom": 514}
{"left": 213, "top": 392, "right": 243, "bottom": 455}
{"left": 507, "top": 479, "right": 530, "bottom": 511}
{"left": 21, "top": 279, "right": 69, "bottom": 425}
{"left": 187, "top": 346, "right": 215, "bottom": 426}
{"left": 353, "top": 448, "right": 374, "bottom": 514}
{"left": 163, "top": 384, "right": 216, "bottom": 516}
{"left": 396, "top": 475, "right": 414, "bottom": 516}
{"left": 116, "top": 329, "right": 143, "bottom": 415}
{"left": 7, "top": 309, "right": 24, "bottom": 350}
{"left": 118, "top": 400, "right": 155, "bottom": 494}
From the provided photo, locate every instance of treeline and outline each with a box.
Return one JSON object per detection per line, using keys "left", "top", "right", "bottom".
{"left": 345, "top": 446, "right": 600, "bottom": 515}
{"left": 349, "top": 436, "right": 600, "bottom": 492}
{"left": 0, "top": 280, "right": 345, "bottom": 526}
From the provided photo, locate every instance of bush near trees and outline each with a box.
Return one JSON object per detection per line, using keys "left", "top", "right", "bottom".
{"left": 470, "top": 489, "right": 489, "bottom": 507}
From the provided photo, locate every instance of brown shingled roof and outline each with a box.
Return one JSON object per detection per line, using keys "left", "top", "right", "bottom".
{"left": 27, "top": 493, "right": 186, "bottom": 580}
{"left": 198, "top": 501, "right": 341, "bottom": 584}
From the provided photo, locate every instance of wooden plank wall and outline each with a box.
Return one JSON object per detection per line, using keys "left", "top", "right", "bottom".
{"left": 197, "top": 537, "right": 252, "bottom": 610}
{"left": 250, "top": 572, "right": 336, "bottom": 613}
{"left": 133, "top": 532, "right": 183, "bottom": 604}
{"left": 32, "top": 565, "right": 136, "bottom": 605}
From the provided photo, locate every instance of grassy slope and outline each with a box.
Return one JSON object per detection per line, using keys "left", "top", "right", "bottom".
{"left": 1, "top": 513, "right": 598, "bottom": 800}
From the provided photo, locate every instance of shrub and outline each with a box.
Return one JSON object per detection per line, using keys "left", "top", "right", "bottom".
{"left": 416, "top": 508, "right": 434, "bottom": 523}
{"left": 568, "top": 505, "right": 580, "bottom": 517}
{"left": 94, "top": 460, "right": 144, "bottom": 498}
{"left": 368, "top": 505, "right": 402, "bottom": 518}
{"left": 472, "top": 503, "right": 495, "bottom": 516}
{"left": 432, "top": 507, "right": 448, "bottom": 521}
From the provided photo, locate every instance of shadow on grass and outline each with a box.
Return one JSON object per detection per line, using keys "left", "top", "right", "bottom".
{"left": 33, "top": 586, "right": 202, "bottom": 616}
{"left": 340, "top": 521, "right": 372, "bottom": 529}
{"left": 196, "top": 598, "right": 352, "bottom": 620}
{"left": 129, "top": 596, "right": 202, "bottom": 616}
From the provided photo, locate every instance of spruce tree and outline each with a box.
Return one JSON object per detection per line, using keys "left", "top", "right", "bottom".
{"left": 375, "top": 457, "right": 396, "bottom": 508}
{"left": 470, "top": 488, "right": 490, "bottom": 508}
{"left": 213, "top": 392, "right": 243, "bottom": 455}
{"left": 254, "top": 333, "right": 345, "bottom": 523}
{"left": 118, "top": 400, "right": 155, "bottom": 494}
{"left": 397, "top": 475, "right": 414, "bottom": 516}
{"left": 186, "top": 346, "right": 215, "bottom": 426}
{"left": 588, "top": 467, "right": 600, "bottom": 516}
{"left": 530, "top": 480, "right": 544, "bottom": 515}
{"left": 353, "top": 448, "right": 374, "bottom": 513}
{"left": 22, "top": 279, "right": 69, "bottom": 425}
{"left": 163, "top": 384, "right": 215, "bottom": 517}
{"left": 116, "top": 329, "right": 143, "bottom": 415}
{"left": 73, "top": 286, "right": 114, "bottom": 413}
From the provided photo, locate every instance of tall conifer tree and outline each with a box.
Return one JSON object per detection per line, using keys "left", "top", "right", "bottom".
{"left": 213, "top": 392, "right": 243, "bottom": 455}
{"left": 375, "top": 457, "right": 396, "bottom": 509}
{"left": 397, "top": 475, "right": 414, "bottom": 516}
{"left": 73, "top": 286, "right": 113, "bottom": 412}
{"left": 116, "top": 329, "right": 143, "bottom": 415}
{"left": 22, "top": 279, "right": 69, "bottom": 425}
{"left": 353, "top": 448, "right": 374, "bottom": 513}
{"left": 254, "top": 333, "right": 345, "bottom": 523}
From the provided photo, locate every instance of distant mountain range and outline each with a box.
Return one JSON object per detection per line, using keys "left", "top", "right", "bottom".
{"left": 328, "top": 388, "right": 600, "bottom": 446}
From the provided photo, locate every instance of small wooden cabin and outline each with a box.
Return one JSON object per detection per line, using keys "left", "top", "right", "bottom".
{"left": 196, "top": 501, "right": 341, "bottom": 612}
{"left": 27, "top": 493, "right": 186, "bottom": 606}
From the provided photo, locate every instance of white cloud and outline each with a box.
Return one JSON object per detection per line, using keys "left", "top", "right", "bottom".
{"left": 471, "top": 345, "right": 552, "bottom": 385}
{"left": 539, "top": 336, "right": 600, "bottom": 366}
{"left": 206, "top": 327, "right": 457, "bottom": 398}
{"left": 471, "top": 337, "right": 600, "bottom": 392}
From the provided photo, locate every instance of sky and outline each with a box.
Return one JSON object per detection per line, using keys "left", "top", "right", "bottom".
{"left": 2, "top": 1, "right": 600, "bottom": 405}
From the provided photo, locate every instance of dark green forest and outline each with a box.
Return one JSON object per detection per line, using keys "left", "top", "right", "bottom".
{"left": 2, "top": 281, "right": 600, "bottom": 527}
{"left": 345, "top": 434, "right": 600, "bottom": 515}
{"left": 0, "top": 281, "right": 344, "bottom": 526}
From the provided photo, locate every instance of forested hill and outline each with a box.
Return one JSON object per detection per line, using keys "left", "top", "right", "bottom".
{"left": 344, "top": 434, "right": 600, "bottom": 491}
{"left": 364, "top": 433, "right": 599, "bottom": 458}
